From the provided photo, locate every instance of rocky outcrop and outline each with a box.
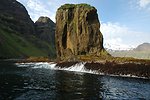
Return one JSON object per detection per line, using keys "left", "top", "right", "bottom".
{"left": 0, "top": 0, "right": 35, "bottom": 35}
{"left": 35, "top": 16, "right": 55, "bottom": 44}
{"left": 55, "top": 4, "right": 105, "bottom": 59}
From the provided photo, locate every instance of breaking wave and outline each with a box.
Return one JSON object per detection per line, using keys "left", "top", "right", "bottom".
{"left": 15, "top": 62, "right": 99, "bottom": 74}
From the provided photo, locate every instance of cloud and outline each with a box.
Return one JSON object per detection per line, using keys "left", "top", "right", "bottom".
{"left": 129, "top": 0, "right": 150, "bottom": 12}
{"left": 101, "top": 22, "right": 148, "bottom": 50}
{"left": 138, "top": 0, "right": 150, "bottom": 8}
{"left": 26, "top": 0, "right": 56, "bottom": 22}
{"left": 17, "top": 0, "right": 78, "bottom": 22}
{"left": 104, "top": 38, "right": 132, "bottom": 50}
{"left": 17, "top": 0, "right": 58, "bottom": 22}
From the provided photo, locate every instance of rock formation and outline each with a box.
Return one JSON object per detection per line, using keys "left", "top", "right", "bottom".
{"left": 55, "top": 4, "right": 105, "bottom": 59}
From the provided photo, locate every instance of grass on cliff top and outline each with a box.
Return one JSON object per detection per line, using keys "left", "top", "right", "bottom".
{"left": 58, "top": 3, "right": 95, "bottom": 10}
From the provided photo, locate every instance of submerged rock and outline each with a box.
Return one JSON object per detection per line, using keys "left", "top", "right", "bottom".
{"left": 55, "top": 4, "right": 106, "bottom": 59}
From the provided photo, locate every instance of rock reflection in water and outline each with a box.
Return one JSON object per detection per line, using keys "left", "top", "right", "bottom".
{"left": 55, "top": 71, "right": 104, "bottom": 99}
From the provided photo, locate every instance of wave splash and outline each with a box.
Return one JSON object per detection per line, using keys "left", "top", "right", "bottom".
{"left": 55, "top": 62, "right": 99, "bottom": 74}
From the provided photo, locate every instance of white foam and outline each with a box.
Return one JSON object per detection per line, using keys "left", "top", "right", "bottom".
{"left": 15, "top": 62, "right": 98, "bottom": 74}
{"left": 15, "top": 62, "right": 56, "bottom": 69}
{"left": 15, "top": 62, "right": 36, "bottom": 67}
{"left": 56, "top": 62, "right": 102, "bottom": 75}
{"left": 56, "top": 62, "right": 86, "bottom": 72}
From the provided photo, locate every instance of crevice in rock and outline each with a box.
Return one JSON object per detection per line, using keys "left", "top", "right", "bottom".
{"left": 86, "top": 10, "right": 97, "bottom": 24}
{"left": 62, "top": 24, "right": 67, "bottom": 49}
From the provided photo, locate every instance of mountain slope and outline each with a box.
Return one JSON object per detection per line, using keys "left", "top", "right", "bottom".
{"left": 107, "top": 43, "right": 150, "bottom": 59}
{"left": 0, "top": 0, "right": 35, "bottom": 35}
{"left": 0, "top": 28, "right": 47, "bottom": 58}
{"left": 134, "top": 43, "right": 150, "bottom": 51}
{"left": 0, "top": 0, "right": 56, "bottom": 59}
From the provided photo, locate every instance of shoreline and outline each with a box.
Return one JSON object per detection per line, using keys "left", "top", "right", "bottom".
{"left": 15, "top": 61, "right": 150, "bottom": 80}
{"left": 1, "top": 57, "right": 150, "bottom": 79}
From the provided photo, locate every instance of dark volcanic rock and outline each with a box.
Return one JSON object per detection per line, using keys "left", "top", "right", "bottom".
{"left": 0, "top": 0, "right": 35, "bottom": 34}
{"left": 35, "top": 16, "right": 55, "bottom": 44}
{"left": 55, "top": 4, "right": 105, "bottom": 59}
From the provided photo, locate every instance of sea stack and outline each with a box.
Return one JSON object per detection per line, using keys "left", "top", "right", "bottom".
{"left": 55, "top": 4, "right": 105, "bottom": 60}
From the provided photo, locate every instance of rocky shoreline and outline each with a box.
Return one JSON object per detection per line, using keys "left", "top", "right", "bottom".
{"left": 9, "top": 55, "right": 150, "bottom": 79}
{"left": 56, "top": 61, "right": 150, "bottom": 79}
{"left": 4, "top": 56, "right": 147, "bottom": 79}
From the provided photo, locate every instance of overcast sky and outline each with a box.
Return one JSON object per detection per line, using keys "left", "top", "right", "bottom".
{"left": 17, "top": 0, "right": 150, "bottom": 50}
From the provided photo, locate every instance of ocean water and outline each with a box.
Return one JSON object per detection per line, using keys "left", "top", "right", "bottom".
{"left": 0, "top": 61, "right": 150, "bottom": 100}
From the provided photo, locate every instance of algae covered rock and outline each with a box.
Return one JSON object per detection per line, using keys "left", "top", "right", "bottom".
{"left": 55, "top": 4, "right": 105, "bottom": 59}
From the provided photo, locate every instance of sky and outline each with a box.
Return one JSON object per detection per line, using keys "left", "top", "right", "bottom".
{"left": 17, "top": 0, "right": 150, "bottom": 50}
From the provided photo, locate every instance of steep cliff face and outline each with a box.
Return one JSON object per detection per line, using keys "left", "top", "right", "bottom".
{"left": 56, "top": 4, "right": 105, "bottom": 59}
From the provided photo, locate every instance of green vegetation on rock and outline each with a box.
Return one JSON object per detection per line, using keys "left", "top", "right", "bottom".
{"left": 58, "top": 3, "right": 95, "bottom": 10}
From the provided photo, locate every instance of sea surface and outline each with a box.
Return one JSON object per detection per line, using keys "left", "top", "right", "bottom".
{"left": 0, "top": 60, "right": 150, "bottom": 100}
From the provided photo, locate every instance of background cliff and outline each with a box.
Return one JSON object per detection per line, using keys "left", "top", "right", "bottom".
{"left": 0, "top": 0, "right": 56, "bottom": 58}
{"left": 55, "top": 4, "right": 108, "bottom": 60}
{"left": 35, "top": 16, "right": 55, "bottom": 51}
